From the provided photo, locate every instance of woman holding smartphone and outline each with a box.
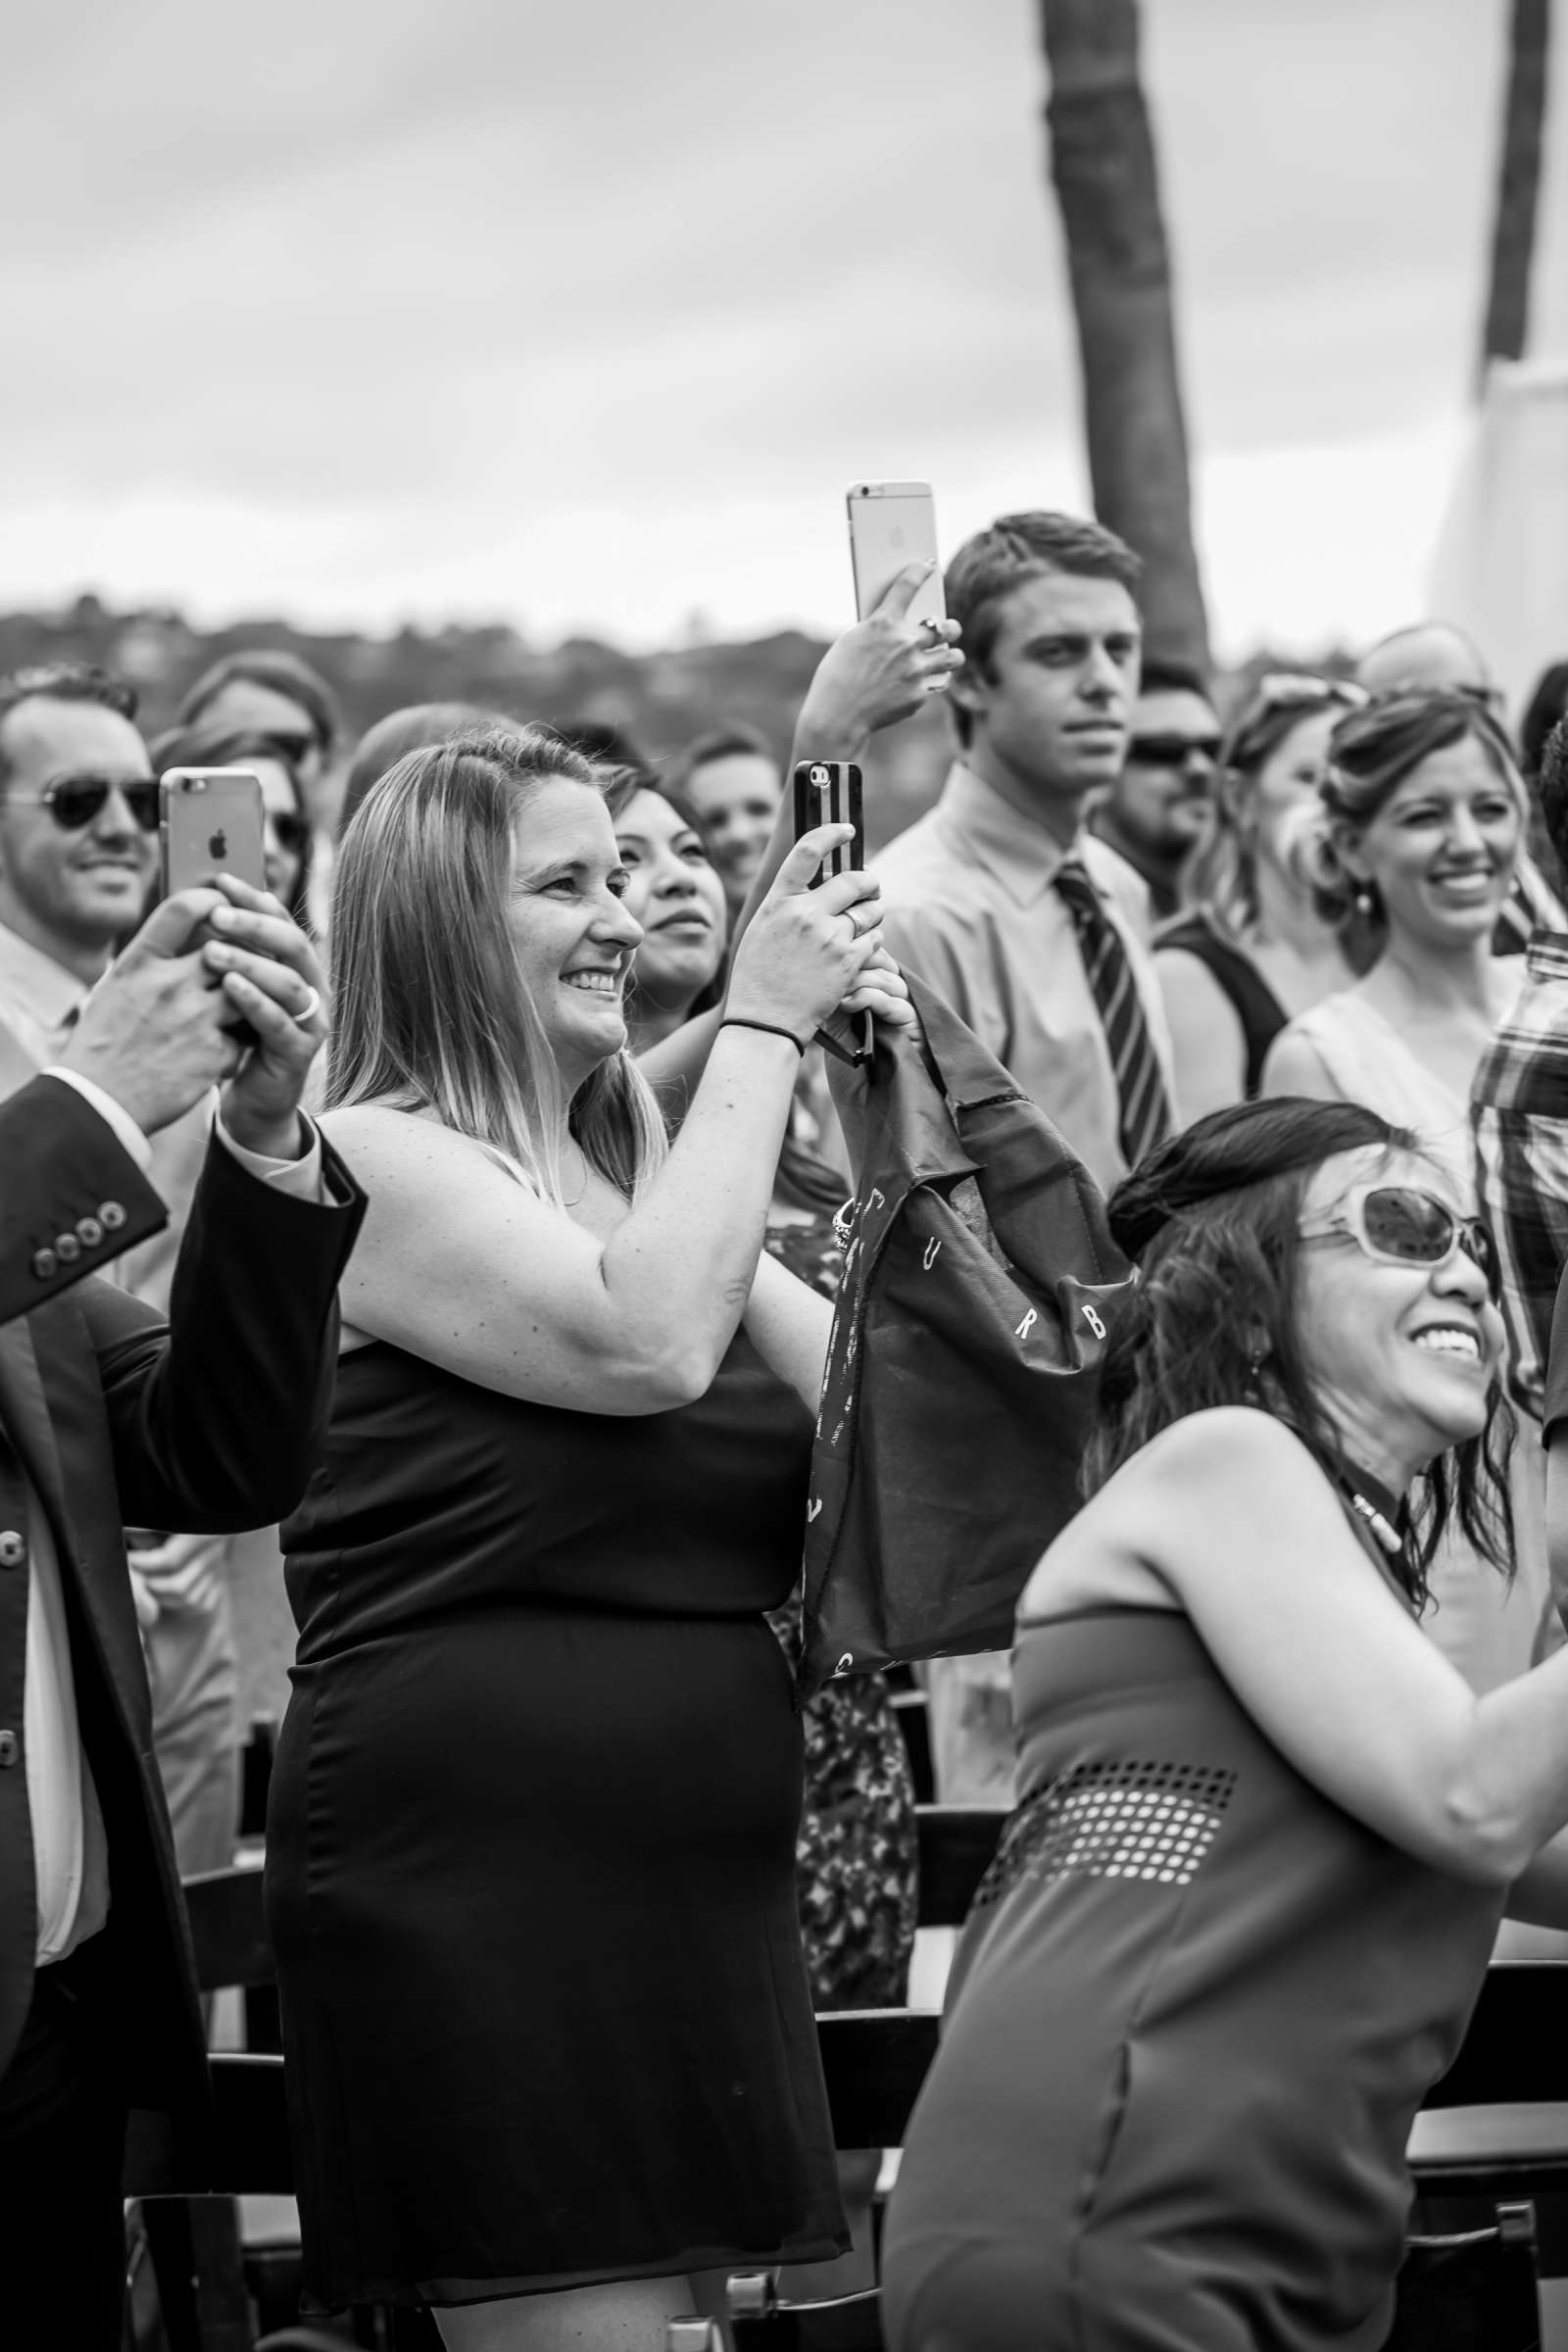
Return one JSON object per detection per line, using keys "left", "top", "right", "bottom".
{"left": 267, "top": 724, "right": 915, "bottom": 2349}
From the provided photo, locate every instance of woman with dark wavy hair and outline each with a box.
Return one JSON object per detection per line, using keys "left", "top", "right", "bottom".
{"left": 882, "top": 1095, "right": 1568, "bottom": 2352}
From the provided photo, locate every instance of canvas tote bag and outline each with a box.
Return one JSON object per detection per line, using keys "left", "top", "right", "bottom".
{"left": 798, "top": 975, "right": 1135, "bottom": 1698}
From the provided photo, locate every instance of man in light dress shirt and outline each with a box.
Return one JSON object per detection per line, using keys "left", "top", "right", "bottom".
{"left": 874, "top": 512, "right": 1173, "bottom": 1806}
{"left": 0, "top": 664, "right": 245, "bottom": 1882}
{"left": 0, "top": 831, "right": 362, "bottom": 2344}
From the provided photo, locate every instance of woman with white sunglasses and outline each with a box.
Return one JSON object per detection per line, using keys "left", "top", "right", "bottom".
{"left": 884, "top": 1096, "right": 1568, "bottom": 2352}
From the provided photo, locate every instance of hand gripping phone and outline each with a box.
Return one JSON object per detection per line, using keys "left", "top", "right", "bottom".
{"left": 846, "top": 480, "right": 946, "bottom": 629}
{"left": 160, "top": 767, "right": 268, "bottom": 1041}
{"left": 793, "top": 760, "right": 873, "bottom": 1067}
{"left": 159, "top": 767, "right": 267, "bottom": 899}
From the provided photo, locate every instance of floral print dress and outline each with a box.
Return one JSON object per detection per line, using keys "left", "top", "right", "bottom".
{"left": 765, "top": 1209, "right": 918, "bottom": 2011}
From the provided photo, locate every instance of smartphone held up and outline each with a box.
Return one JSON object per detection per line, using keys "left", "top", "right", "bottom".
{"left": 846, "top": 480, "right": 946, "bottom": 629}
{"left": 793, "top": 760, "right": 873, "bottom": 1068}
{"left": 159, "top": 766, "right": 269, "bottom": 1043}
{"left": 159, "top": 768, "right": 268, "bottom": 902}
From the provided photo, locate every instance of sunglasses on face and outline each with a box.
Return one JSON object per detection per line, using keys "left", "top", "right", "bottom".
{"left": 1298, "top": 1182, "right": 1498, "bottom": 1295}
{"left": 1128, "top": 733, "right": 1223, "bottom": 768}
{"left": 262, "top": 728, "right": 318, "bottom": 766}
{"left": 9, "top": 775, "right": 161, "bottom": 832}
{"left": 1255, "top": 672, "right": 1369, "bottom": 714}
{"left": 269, "top": 809, "right": 311, "bottom": 857}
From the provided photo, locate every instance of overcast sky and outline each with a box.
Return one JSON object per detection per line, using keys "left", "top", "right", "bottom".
{"left": 2, "top": 0, "right": 1564, "bottom": 657}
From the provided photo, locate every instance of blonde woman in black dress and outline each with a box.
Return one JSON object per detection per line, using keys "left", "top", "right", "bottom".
{"left": 265, "top": 725, "right": 921, "bottom": 2351}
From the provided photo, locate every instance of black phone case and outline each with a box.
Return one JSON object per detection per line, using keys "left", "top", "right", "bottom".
{"left": 791, "top": 761, "right": 873, "bottom": 1066}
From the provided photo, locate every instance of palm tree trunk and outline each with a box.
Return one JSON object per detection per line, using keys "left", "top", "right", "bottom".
{"left": 1480, "top": 0, "right": 1552, "bottom": 382}
{"left": 1039, "top": 0, "right": 1209, "bottom": 672}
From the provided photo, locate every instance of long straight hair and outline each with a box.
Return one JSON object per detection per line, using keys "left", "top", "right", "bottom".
{"left": 325, "top": 726, "right": 668, "bottom": 1204}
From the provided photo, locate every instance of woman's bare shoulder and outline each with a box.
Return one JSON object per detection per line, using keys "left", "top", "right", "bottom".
{"left": 1020, "top": 1409, "right": 1316, "bottom": 1622}
{"left": 318, "top": 1102, "right": 495, "bottom": 1171}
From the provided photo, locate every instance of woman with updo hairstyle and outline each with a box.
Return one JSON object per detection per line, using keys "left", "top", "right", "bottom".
{"left": 1262, "top": 688, "right": 1554, "bottom": 1690}
{"left": 265, "top": 724, "right": 915, "bottom": 2346}
{"left": 1154, "top": 675, "right": 1362, "bottom": 1121}
{"left": 882, "top": 1094, "right": 1568, "bottom": 2352}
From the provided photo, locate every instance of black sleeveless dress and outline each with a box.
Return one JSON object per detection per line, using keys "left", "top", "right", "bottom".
{"left": 882, "top": 1608, "right": 1502, "bottom": 2352}
{"left": 265, "top": 1332, "right": 847, "bottom": 2311}
{"left": 1156, "top": 909, "right": 1288, "bottom": 1099}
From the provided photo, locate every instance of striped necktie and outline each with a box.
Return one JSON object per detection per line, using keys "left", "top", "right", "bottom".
{"left": 1054, "top": 858, "right": 1173, "bottom": 1170}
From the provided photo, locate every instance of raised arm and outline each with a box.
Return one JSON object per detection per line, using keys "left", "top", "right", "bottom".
{"left": 1118, "top": 1408, "right": 1568, "bottom": 1886}
{"left": 329, "top": 832, "right": 885, "bottom": 1415}
{"left": 638, "top": 565, "right": 960, "bottom": 1111}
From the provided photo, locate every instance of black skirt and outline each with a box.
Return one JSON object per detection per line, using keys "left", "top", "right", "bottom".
{"left": 268, "top": 1603, "right": 845, "bottom": 2307}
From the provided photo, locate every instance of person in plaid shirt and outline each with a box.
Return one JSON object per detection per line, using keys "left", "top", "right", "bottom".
{"left": 1472, "top": 716, "right": 1568, "bottom": 1428}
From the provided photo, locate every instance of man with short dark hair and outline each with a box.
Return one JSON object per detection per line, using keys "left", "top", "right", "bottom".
{"left": 1089, "top": 656, "right": 1222, "bottom": 919}
{"left": 875, "top": 510, "right": 1173, "bottom": 1195}
{"left": 0, "top": 664, "right": 243, "bottom": 1884}
{"left": 0, "top": 849, "right": 363, "bottom": 2347}
{"left": 874, "top": 512, "right": 1173, "bottom": 1802}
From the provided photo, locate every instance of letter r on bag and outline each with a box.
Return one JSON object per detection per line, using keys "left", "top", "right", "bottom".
{"left": 1015, "top": 1307, "right": 1038, "bottom": 1343}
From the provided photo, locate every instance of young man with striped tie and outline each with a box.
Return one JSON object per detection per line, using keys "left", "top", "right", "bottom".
{"left": 873, "top": 511, "right": 1175, "bottom": 1804}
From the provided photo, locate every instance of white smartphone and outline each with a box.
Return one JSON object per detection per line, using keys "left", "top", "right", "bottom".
{"left": 846, "top": 480, "right": 946, "bottom": 628}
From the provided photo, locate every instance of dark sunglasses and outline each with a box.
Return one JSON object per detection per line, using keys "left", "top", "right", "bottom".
{"left": 262, "top": 728, "right": 318, "bottom": 766}
{"left": 270, "top": 809, "right": 312, "bottom": 857}
{"left": 1254, "top": 672, "right": 1368, "bottom": 714}
{"left": 1299, "top": 1182, "right": 1498, "bottom": 1295}
{"left": 9, "top": 775, "right": 161, "bottom": 832}
{"left": 1129, "top": 732, "right": 1222, "bottom": 768}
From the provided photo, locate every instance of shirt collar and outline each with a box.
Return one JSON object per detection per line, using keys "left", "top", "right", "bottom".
{"left": 936, "top": 762, "right": 1083, "bottom": 906}
{"left": 1525, "top": 925, "right": 1568, "bottom": 981}
{"left": 0, "top": 921, "right": 91, "bottom": 1049}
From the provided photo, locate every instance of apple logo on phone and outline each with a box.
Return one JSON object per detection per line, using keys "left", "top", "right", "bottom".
{"left": 207, "top": 829, "right": 227, "bottom": 861}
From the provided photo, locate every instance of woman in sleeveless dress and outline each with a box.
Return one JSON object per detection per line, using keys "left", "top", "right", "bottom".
{"left": 1154, "top": 674, "right": 1363, "bottom": 1123}
{"left": 883, "top": 1096, "right": 1568, "bottom": 2352}
{"left": 611, "top": 770, "right": 917, "bottom": 2292}
{"left": 1262, "top": 689, "right": 1555, "bottom": 1693}
{"left": 263, "top": 721, "right": 930, "bottom": 2349}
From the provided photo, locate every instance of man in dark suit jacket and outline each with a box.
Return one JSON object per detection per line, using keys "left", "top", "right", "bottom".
{"left": 0, "top": 873, "right": 365, "bottom": 2344}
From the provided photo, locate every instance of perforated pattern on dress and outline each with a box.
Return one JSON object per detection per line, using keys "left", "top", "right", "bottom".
{"left": 970, "top": 1758, "right": 1238, "bottom": 1913}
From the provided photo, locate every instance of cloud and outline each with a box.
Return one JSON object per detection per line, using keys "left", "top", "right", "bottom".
{"left": 0, "top": 0, "right": 1553, "bottom": 652}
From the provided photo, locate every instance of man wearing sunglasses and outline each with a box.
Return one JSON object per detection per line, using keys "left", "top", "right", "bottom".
{"left": 0, "top": 664, "right": 158, "bottom": 1063}
{"left": 1088, "top": 657, "right": 1223, "bottom": 920}
{"left": 0, "top": 662, "right": 248, "bottom": 1903}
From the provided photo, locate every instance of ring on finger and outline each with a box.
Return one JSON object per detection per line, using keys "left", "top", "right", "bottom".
{"left": 293, "top": 985, "right": 322, "bottom": 1027}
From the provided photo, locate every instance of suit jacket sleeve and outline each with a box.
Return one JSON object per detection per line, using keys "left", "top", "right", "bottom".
{"left": 75, "top": 1125, "right": 368, "bottom": 1535}
{"left": 0, "top": 1075, "right": 168, "bottom": 1325}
